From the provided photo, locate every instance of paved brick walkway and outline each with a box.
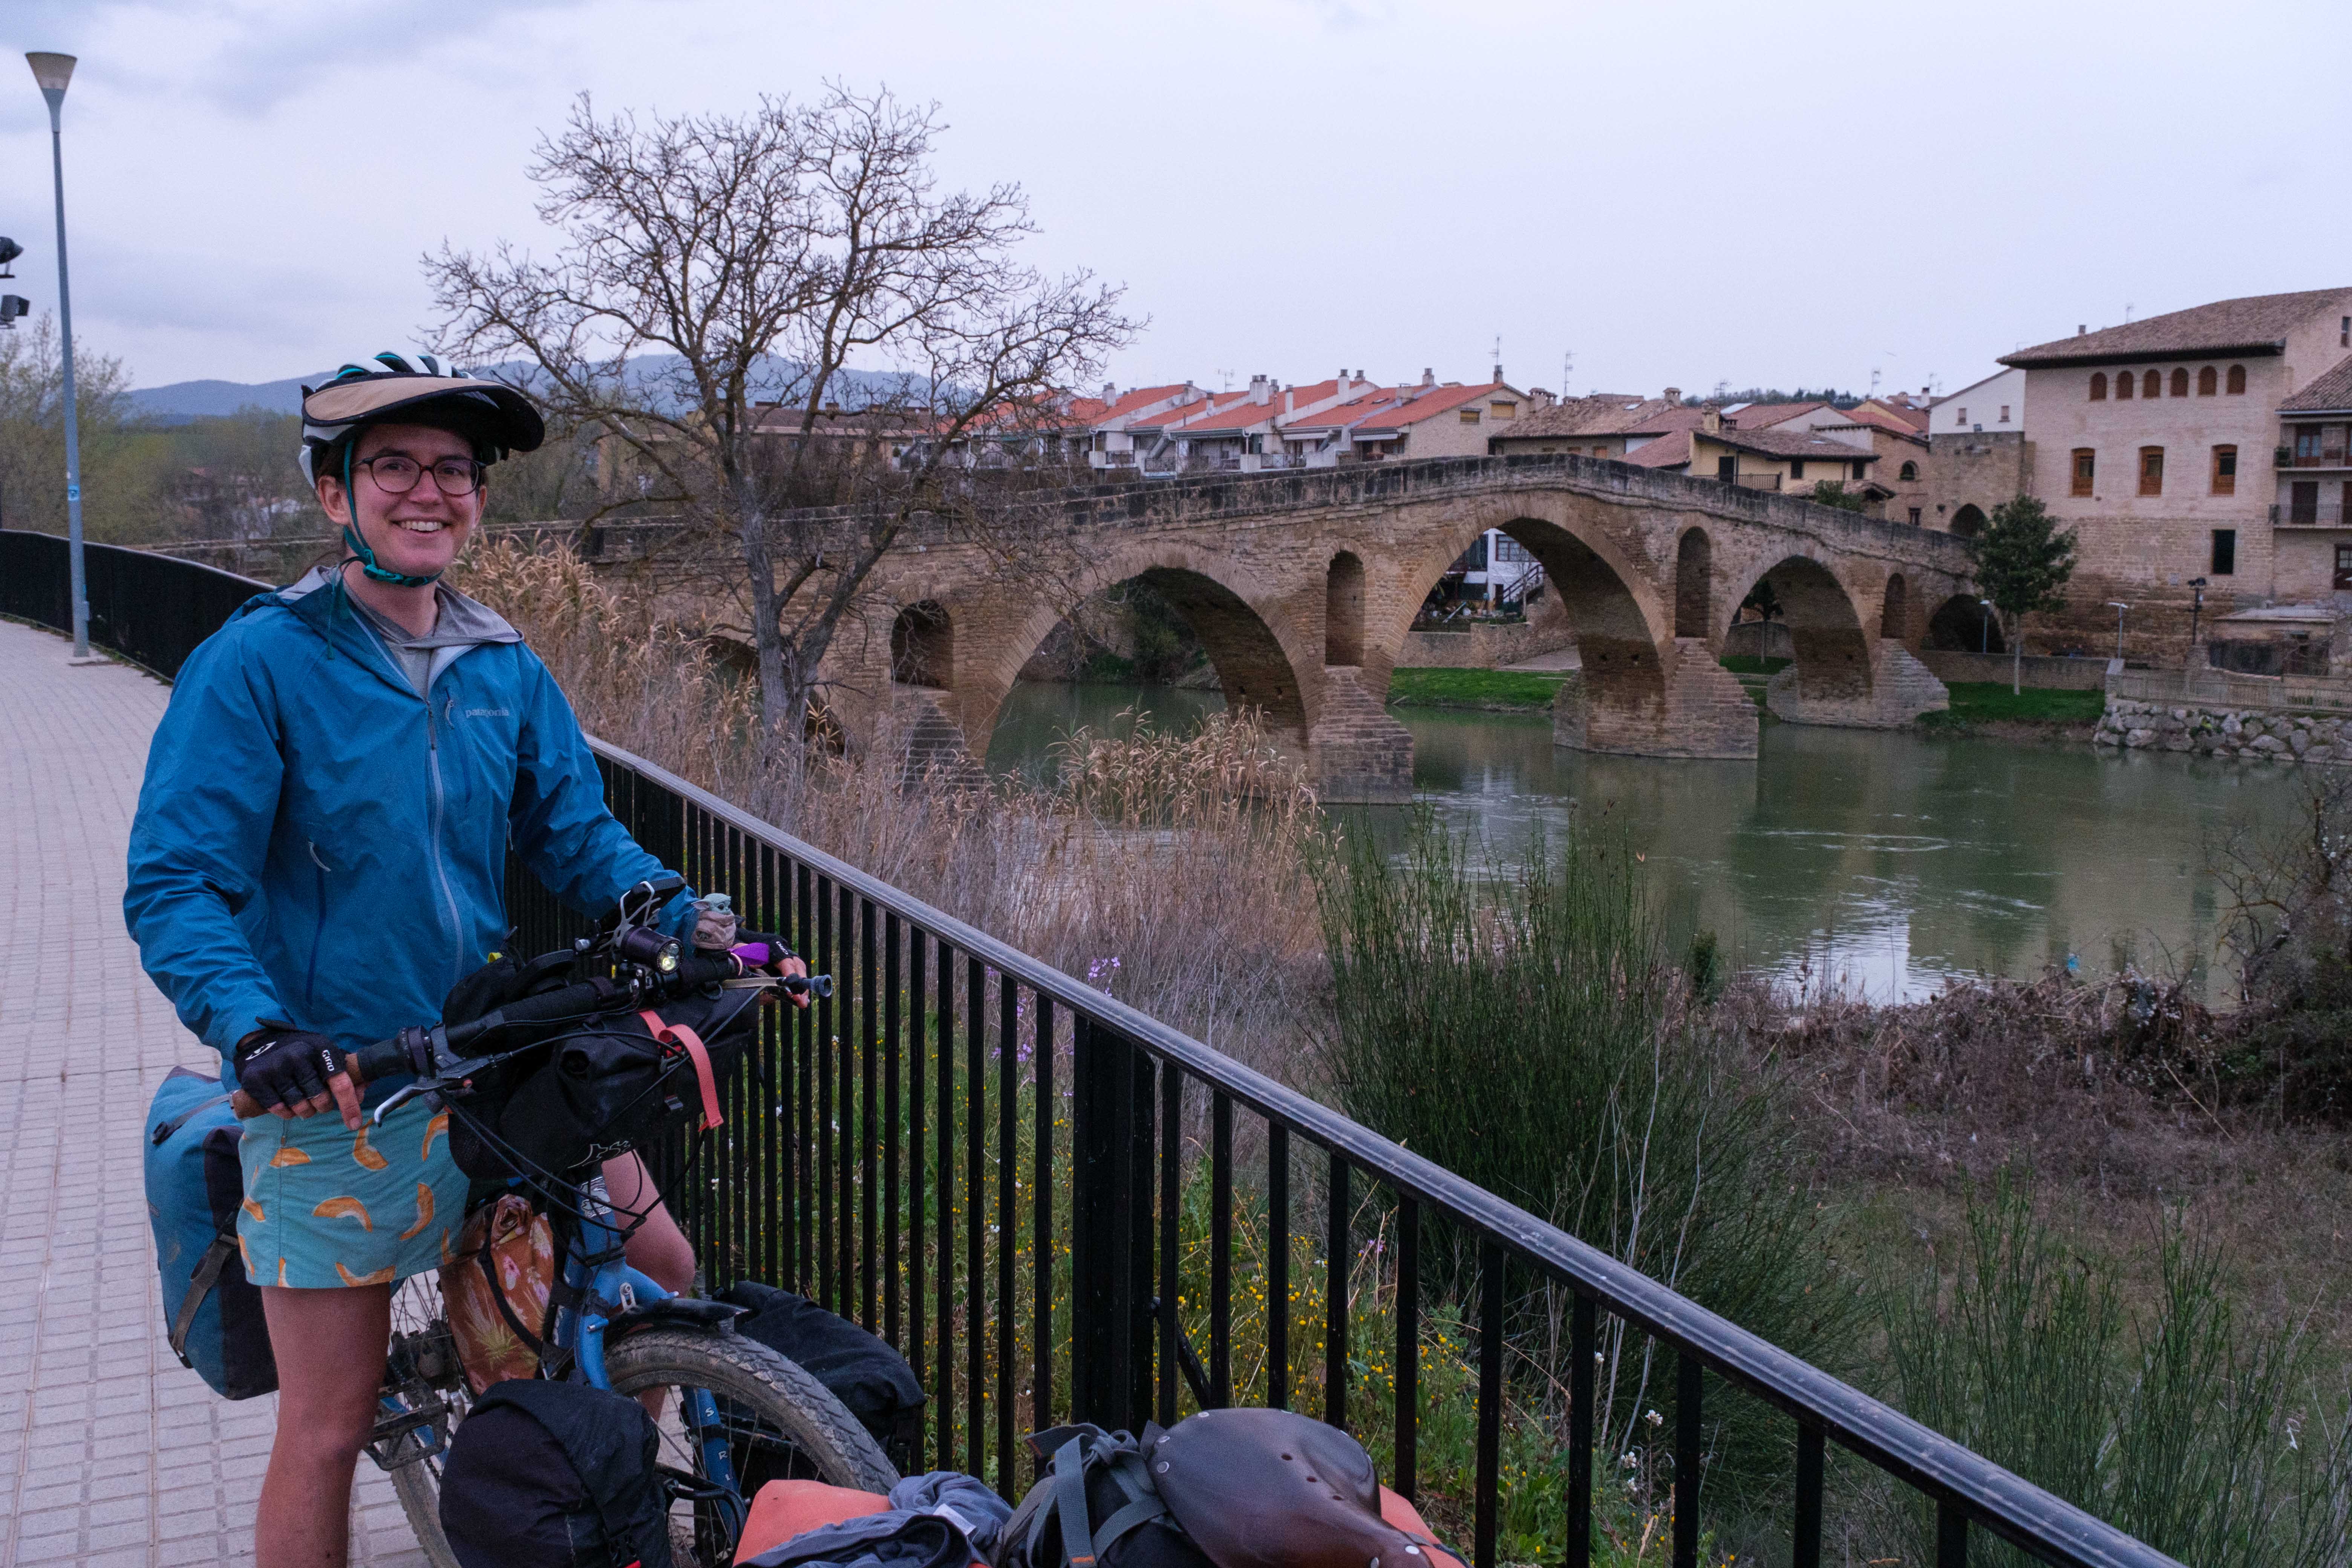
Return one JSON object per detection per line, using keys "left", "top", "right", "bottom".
{"left": 0, "top": 619, "right": 428, "bottom": 1567}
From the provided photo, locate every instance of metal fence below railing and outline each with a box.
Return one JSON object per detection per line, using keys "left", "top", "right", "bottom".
{"left": 6, "top": 530, "right": 2184, "bottom": 1568}
{"left": 2107, "top": 662, "right": 2352, "bottom": 712}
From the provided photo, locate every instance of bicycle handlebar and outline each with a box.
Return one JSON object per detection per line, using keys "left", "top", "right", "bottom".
{"left": 228, "top": 956, "right": 827, "bottom": 1119}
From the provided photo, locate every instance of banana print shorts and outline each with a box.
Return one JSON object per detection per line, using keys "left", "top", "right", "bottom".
{"left": 235, "top": 1094, "right": 472, "bottom": 1288}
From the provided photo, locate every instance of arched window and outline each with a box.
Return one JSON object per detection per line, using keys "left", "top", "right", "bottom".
{"left": 1324, "top": 552, "right": 1365, "bottom": 666}
{"left": 2227, "top": 363, "right": 2246, "bottom": 394}
{"left": 891, "top": 602, "right": 952, "bottom": 688}
{"left": 1899, "top": 460, "right": 1919, "bottom": 481}
{"left": 1951, "top": 504, "right": 1987, "bottom": 539}
{"left": 2142, "top": 369, "right": 2161, "bottom": 399}
{"left": 1880, "top": 574, "right": 1908, "bottom": 640}
{"left": 2170, "top": 368, "right": 2190, "bottom": 397}
{"left": 2116, "top": 371, "right": 2135, "bottom": 400}
{"left": 1674, "top": 529, "right": 1712, "bottom": 638}
{"left": 2089, "top": 372, "right": 2108, "bottom": 401}
{"left": 2198, "top": 366, "right": 2217, "bottom": 396}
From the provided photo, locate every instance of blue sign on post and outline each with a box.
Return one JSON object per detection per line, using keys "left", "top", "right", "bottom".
{"left": 66, "top": 483, "right": 79, "bottom": 501}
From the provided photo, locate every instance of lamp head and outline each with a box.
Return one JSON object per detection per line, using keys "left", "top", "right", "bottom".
{"left": 26, "top": 52, "right": 76, "bottom": 108}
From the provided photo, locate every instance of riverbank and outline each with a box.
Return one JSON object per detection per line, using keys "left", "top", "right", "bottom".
{"left": 1383, "top": 666, "right": 1570, "bottom": 710}
{"left": 1920, "top": 681, "right": 2105, "bottom": 741}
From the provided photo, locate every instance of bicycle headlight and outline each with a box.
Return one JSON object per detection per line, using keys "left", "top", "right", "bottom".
{"left": 616, "top": 927, "right": 681, "bottom": 973}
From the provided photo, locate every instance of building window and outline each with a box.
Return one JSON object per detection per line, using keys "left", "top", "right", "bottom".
{"left": 1488, "top": 401, "right": 1516, "bottom": 419}
{"left": 2090, "top": 372, "right": 2108, "bottom": 401}
{"left": 2142, "top": 369, "right": 2161, "bottom": 398}
{"left": 1458, "top": 408, "right": 1480, "bottom": 424}
{"left": 1853, "top": 460, "right": 1867, "bottom": 480}
{"left": 2139, "top": 446, "right": 2164, "bottom": 496}
{"left": 1899, "top": 460, "right": 1919, "bottom": 481}
{"left": 1790, "top": 459, "right": 1806, "bottom": 478}
{"left": 2228, "top": 363, "right": 2246, "bottom": 394}
{"left": 2211, "top": 444, "right": 2237, "bottom": 495}
{"left": 2170, "top": 368, "right": 2190, "bottom": 397}
{"left": 2198, "top": 366, "right": 2217, "bottom": 395}
{"left": 1957, "top": 407, "right": 1968, "bottom": 423}
{"left": 2116, "top": 374, "right": 2134, "bottom": 401}
{"left": 1998, "top": 404, "right": 2011, "bottom": 422}
{"left": 1909, "top": 507, "right": 1922, "bottom": 524}
{"left": 2337, "top": 544, "right": 2352, "bottom": 590}
{"left": 2072, "top": 448, "right": 2096, "bottom": 496}
{"left": 2342, "top": 316, "right": 2349, "bottom": 348}
{"left": 2297, "top": 425, "right": 2324, "bottom": 462}
{"left": 2211, "top": 529, "right": 2237, "bottom": 576}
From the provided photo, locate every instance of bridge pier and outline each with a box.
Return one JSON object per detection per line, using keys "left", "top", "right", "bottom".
{"left": 1553, "top": 637, "right": 1759, "bottom": 760}
{"left": 1765, "top": 639, "right": 1949, "bottom": 728}
{"left": 1311, "top": 666, "right": 1415, "bottom": 803}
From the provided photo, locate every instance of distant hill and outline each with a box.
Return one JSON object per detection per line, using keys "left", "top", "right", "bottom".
{"left": 128, "top": 357, "right": 926, "bottom": 425}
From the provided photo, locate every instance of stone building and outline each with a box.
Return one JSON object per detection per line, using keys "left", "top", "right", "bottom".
{"left": 1995, "top": 287, "right": 2352, "bottom": 663}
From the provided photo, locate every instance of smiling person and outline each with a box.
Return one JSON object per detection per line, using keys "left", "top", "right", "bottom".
{"left": 122, "top": 352, "right": 801, "bottom": 1566}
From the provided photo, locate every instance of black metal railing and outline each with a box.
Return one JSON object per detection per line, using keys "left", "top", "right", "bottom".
{"left": 7, "top": 531, "right": 2182, "bottom": 1568}
{"left": 1, "top": 527, "right": 268, "bottom": 679}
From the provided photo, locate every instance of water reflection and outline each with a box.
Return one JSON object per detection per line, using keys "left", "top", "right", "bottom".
{"left": 987, "top": 683, "right": 2305, "bottom": 1001}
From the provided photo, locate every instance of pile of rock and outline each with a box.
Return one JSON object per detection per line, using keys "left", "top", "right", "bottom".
{"left": 2093, "top": 698, "right": 2350, "bottom": 762}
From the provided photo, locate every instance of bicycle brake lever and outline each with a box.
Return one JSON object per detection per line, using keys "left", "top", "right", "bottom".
{"left": 370, "top": 1082, "right": 431, "bottom": 1125}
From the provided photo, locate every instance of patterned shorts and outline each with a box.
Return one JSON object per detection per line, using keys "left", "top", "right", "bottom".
{"left": 235, "top": 1095, "right": 472, "bottom": 1289}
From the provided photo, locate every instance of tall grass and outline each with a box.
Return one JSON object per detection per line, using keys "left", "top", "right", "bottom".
{"left": 1882, "top": 1173, "right": 2352, "bottom": 1566}
{"left": 1314, "top": 813, "right": 1856, "bottom": 1511}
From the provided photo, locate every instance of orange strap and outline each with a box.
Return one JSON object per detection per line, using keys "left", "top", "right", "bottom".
{"left": 639, "top": 1010, "right": 723, "bottom": 1131}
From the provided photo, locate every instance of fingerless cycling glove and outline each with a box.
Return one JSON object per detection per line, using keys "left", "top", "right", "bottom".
{"left": 234, "top": 1021, "right": 346, "bottom": 1113}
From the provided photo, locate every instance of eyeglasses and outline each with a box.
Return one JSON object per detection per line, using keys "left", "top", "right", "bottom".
{"left": 353, "top": 453, "right": 486, "bottom": 497}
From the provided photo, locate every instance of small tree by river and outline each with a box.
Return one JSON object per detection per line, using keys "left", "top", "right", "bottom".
{"left": 1971, "top": 495, "right": 2078, "bottom": 693}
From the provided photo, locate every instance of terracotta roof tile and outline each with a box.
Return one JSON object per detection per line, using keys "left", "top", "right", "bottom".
{"left": 1724, "top": 400, "right": 1826, "bottom": 429}
{"left": 2280, "top": 354, "right": 2352, "bottom": 413}
{"left": 1623, "top": 428, "right": 1691, "bottom": 468}
{"left": 1700, "top": 427, "right": 1880, "bottom": 462}
{"left": 2003, "top": 288, "right": 2352, "bottom": 366}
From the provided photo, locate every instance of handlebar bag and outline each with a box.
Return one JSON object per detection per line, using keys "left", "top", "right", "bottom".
{"left": 143, "top": 1066, "right": 277, "bottom": 1399}
{"left": 447, "top": 984, "right": 765, "bottom": 1182}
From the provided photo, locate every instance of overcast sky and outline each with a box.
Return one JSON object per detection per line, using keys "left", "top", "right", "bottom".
{"left": 4, "top": 0, "right": 2343, "bottom": 401}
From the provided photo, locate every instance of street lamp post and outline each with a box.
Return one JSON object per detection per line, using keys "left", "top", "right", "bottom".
{"left": 26, "top": 51, "right": 92, "bottom": 662}
{"left": 2187, "top": 576, "right": 2208, "bottom": 657}
{"left": 1978, "top": 597, "right": 1996, "bottom": 655}
{"left": 2106, "top": 601, "right": 2131, "bottom": 663}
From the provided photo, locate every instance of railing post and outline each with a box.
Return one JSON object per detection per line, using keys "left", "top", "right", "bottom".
{"left": 1069, "top": 1017, "right": 1143, "bottom": 1429}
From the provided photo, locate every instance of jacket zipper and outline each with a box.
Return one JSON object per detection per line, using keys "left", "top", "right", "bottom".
{"left": 424, "top": 692, "right": 466, "bottom": 975}
{"left": 305, "top": 842, "right": 329, "bottom": 1014}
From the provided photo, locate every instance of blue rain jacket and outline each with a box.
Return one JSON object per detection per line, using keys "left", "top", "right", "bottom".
{"left": 124, "top": 571, "right": 693, "bottom": 1089}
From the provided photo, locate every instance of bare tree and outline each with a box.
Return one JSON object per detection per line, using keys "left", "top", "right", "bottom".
{"left": 427, "top": 84, "right": 1135, "bottom": 761}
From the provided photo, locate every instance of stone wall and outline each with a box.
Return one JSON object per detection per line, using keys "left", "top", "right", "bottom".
{"left": 1400, "top": 618, "right": 1576, "bottom": 668}
{"left": 1916, "top": 650, "right": 2112, "bottom": 689}
{"left": 2095, "top": 696, "right": 2352, "bottom": 762}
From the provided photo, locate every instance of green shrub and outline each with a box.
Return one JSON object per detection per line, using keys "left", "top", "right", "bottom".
{"left": 1315, "top": 813, "right": 1855, "bottom": 1506}
{"left": 1882, "top": 1173, "right": 2351, "bottom": 1566}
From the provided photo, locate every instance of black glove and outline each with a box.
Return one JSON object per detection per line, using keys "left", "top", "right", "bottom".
{"left": 235, "top": 1021, "right": 346, "bottom": 1114}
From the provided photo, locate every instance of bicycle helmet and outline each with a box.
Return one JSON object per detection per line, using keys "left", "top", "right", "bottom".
{"left": 298, "top": 349, "right": 545, "bottom": 586}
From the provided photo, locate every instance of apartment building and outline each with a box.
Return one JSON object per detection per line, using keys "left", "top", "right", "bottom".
{"left": 1997, "top": 285, "right": 2352, "bottom": 662}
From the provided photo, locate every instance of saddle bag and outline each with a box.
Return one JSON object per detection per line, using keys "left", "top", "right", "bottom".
{"left": 438, "top": 1378, "right": 680, "bottom": 1568}
{"left": 142, "top": 1066, "right": 277, "bottom": 1400}
{"left": 446, "top": 983, "right": 764, "bottom": 1182}
{"left": 1000, "top": 1412, "right": 1465, "bottom": 1568}
{"left": 721, "top": 1281, "right": 928, "bottom": 1470}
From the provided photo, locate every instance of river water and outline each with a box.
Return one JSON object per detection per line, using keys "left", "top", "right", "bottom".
{"left": 985, "top": 681, "right": 2308, "bottom": 1001}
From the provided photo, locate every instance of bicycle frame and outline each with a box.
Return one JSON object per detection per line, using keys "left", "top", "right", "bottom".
{"left": 563, "top": 1177, "right": 748, "bottom": 1533}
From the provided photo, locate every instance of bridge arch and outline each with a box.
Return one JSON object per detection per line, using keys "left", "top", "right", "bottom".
{"left": 1728, "top": 552, "right": 1873, "bottom": 703}
{"left": 953, "top": 542, "right": 1317, "bottom": 766}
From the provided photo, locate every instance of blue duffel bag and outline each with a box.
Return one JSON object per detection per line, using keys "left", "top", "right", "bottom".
{"left": 144, "top": 1065, "right": 277, "bottom": 1399}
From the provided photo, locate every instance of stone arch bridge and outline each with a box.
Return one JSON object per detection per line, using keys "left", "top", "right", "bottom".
{"left": 802, "top": 453, "right": 1975, "bottom": 802}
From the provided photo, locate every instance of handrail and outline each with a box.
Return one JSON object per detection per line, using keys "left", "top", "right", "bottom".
{"left": 583, "top": 733, "right": 2179, "bottom": 1568}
